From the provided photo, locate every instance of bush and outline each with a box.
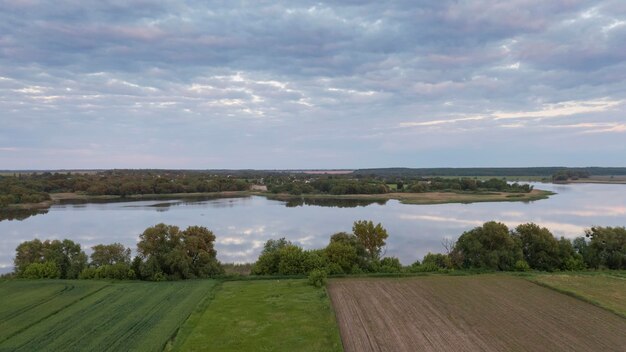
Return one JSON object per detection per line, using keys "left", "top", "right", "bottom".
{"left": 324, "top": 242, "right": 358, "bottom": 274}
{"left": 514, "top": 260, "right": 531, "bottom": 272}
{"left": 415, "top": 262, "right": 440, "bottom": 272}
{"left": 22, "top": 261, "right": 60, "bottom": 279}
{"left": 308, "top": 269, "right": 327, "bottom": 287}
{"left": 562, "top": 257, "right": 586, "bottom": 271}
{"left": 379, "top": 257, "right": 403, "bottom": 273}
{"left": 302, "top": 250, "right": 327, "bottom": 274}
{"left": 422, "top": 253, "right": 452, "bottom": 269}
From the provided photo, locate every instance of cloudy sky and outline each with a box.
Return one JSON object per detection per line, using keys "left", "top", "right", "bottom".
{"left": 1, "top": 0, "right": 625, "bottom": 169}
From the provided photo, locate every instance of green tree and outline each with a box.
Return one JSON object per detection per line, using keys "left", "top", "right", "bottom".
{"left": 90, "top": 243, "right": 131, "bottom": 267}
{"left": 277, "top": 245, "right": 306, "bottom": 275}
{"left": 137, "top": 223, "right": 222, "bottom": 280}
{"left": 324, "top": 241, "right": 358, "bottom": 274}
{"left": 451, "top": 221, "right": 522, "bottom": 270}
{"left": 585, "top": 227, "right": 626, "bottom": 269}
{"left": 512, "top": 223, "right": 560, "bottom": 271}
{"left": 252, "top": 238, "right": 292, "bottom": 275}
{"left": 14, "top": 239, "right": 86, "bottom": 279}
{"left": 352, "top": 220, "right": 389, "bottom": 261}
{"left": 182, "top": 226, "right": 221, "bottom": 277}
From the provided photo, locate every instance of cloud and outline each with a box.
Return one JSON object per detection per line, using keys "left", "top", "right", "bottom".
{"left": 493, "top": 99, "right": 622, "bottom": 120}
{"left": 0, "top": 0, "right": 625, "bottom": 168}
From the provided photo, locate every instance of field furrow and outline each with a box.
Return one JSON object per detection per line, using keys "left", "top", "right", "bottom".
{"left": 328, "top": 275, "right": 626, "bottom": 352}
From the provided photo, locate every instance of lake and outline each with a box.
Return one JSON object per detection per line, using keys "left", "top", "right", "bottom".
{"left": 1, "top": 183, "right": 625, "bottom": 273}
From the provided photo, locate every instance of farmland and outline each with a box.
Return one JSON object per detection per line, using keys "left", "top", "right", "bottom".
{"left": 328, "top": 275, "right": 626, "bottom": 352}
{"left": 171, "top": 280, "right": 343, "bottom": 352}
{"left": 0, "top": 280, "right": 217, "bottom": 351}
{"left": 531, "top": 273, "right": 626, "bottom": 317}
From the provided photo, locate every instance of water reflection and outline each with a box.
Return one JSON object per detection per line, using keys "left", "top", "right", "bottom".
{"left": 284, "top": 198, "right": 388, "bottom": 208}
{"left": 0, "top": 183, "right": 625, "bottom": 273}
{"left": 0, "top": 209, "right": 49, "bottom": 222}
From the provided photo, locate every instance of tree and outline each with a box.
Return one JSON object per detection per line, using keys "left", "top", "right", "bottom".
{"left": 451, "top": 221, "right": 522, "bottom": 270}
{"left": 352, "top": 220, "right": 389, "bottom": 261}
{"left": 90, "top": 243, "right": 131, "bottom": 267}
{"left": 182, "top": 226, "right": 221, "bottom": 278}
{"left": 137, "top": 223, "right": 222, "bottom": 280}
{"left": 14, "top": 239, "right": 87, "bottom": 279}
{"left": 14, "top": 239, "right": 44, "bottom": 275}
{"left": 584, "top": 227, "right": 626, "bottom": 269}
{"left": 277, "top": 244, "right": 306, "bottom": 275}
{"left": 512, "top": 223, "right": 560, "bottom": 271}
{"left": 252, "top": 238, "right": 292, "bottom": 275}
{"left": 324, "top": 241, "right": 358, "bottom": 274}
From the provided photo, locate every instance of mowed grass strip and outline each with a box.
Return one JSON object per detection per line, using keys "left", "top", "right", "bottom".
{"left": 173, "top": 280, "right": 343, "bottom": 352}
{"left": 0, "top": 280, "right": 217, "bottom": 352}
{"left": 328, "top": 275, "right": 626, "bottom": 352}
{"left": 530, "top": 273, "right": 626, "bottom": 317}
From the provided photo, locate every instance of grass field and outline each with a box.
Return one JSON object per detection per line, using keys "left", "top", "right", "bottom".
{"left": 530, "top": 273, "right": 626, "bottom": 318}
{"left": 328, "top": 275, "right": 626, "bottom": 352}
{"left": 171, "top": 280, "right": 343, "bottom": 352}
{"left": 0, "top": 280, "right": 217, "bottom": 351}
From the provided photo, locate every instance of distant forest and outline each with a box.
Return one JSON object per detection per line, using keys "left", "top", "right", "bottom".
{"left": 1, "top": 167, "right": 624, "bottom": 208}
{"left": 3, "top": 167, "right": 626, "bottom": 178}
{"left": 353, "top": 167, "right": 626, "bottom": 178}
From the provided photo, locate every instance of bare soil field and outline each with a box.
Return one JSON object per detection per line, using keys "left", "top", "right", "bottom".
{"left": 328, "top": 275, "right": 626, "bottom": 352}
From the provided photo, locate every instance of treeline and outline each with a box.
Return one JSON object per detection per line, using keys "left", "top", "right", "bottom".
{"left": 353, "top": 167, "right": 626, "bottom": 178}
{"left": 0, "top": 176, "right": 50, "bottom": 207}
{"left": 552, "top": 169, "right": 591, "bottom": 181}
{"left": 11, "top": 221, "right": 625, "bottom": 281}
{"left": 406, "top": 178, "right": 532, "bottom": 193}
{"left": 13, "top": 223, "right": 222, "bottom": 281}
{"left": 250, "top": 222, "right": 626, "bottom": 279}
{"left": 267, "top": 177, "right": 532, "bottom": 196}
{"left": 268, "top": 178, "right": 389, "bottom": 195}
{"left": 0, "top": 171, "right": 250, "bottom": 207}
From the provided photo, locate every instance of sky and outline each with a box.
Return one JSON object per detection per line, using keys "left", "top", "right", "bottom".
{"left": 1, "top": 0, "right": 625, "bottom": 169}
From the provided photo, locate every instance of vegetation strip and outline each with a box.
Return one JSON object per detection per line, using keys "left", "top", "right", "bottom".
{"left": 527, "top": 273, "right": 626, "bottom": 318}
{"left": 172, "top": 280, "right": 343, "bottom": 352}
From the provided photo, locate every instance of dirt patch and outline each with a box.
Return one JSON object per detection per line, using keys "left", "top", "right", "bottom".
{"left": 328, "top": 275, "right": 626, "bottom": 352}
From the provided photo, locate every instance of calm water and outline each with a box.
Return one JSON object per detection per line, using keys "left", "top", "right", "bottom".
{"left": 1, "top": 183, "right": 625, "bottom": 273}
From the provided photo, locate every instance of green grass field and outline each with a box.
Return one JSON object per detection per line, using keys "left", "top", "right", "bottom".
{"left": 529, "top": 273, "right": 626, "bottom": 318}
{"left": 0, "top": 280, "right": 217, "bottom": 351}
{"left": 171, "top": 280, "right": 343, "bottom": 352}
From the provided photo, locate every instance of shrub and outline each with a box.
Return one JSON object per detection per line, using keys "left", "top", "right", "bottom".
{"left": 379, "top": 257, "right": 403, "bottom": 273}
{"left": 514, "top": 260, "right": 531, "bottom": 272}
{"left": 308, "top": 269, "right": 327, "bottom": 287}
{"left": 422, "top": 253, "right": 452, "bottom": 269}
{"left": 415, "top": 262, "right": 439, "bottom": 272}
{"left": 22, "top": 261, "right": 60, "bottom": 279}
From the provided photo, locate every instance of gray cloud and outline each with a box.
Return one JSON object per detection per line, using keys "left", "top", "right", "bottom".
{"left": 0, "top": 0, "right": 624, "bottom": 168}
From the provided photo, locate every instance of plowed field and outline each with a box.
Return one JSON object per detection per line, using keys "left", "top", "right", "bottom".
{"left": 328, "top": 275, "right": 626, "bottom": 352}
